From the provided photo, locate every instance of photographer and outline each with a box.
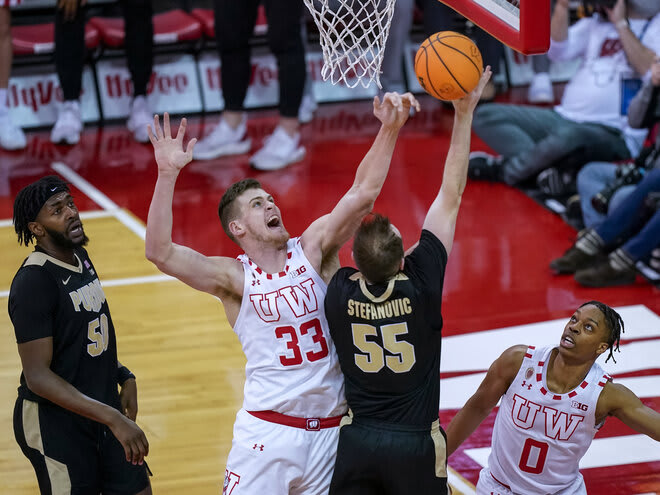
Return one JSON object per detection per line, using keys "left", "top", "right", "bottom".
{"left": 576, "top": 56, "right": 660, "bottom": 227}
{"left": 467, "top": 0, "right": 660, "bottom": 195}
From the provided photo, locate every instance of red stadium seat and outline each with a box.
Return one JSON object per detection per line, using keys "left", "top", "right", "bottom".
{"left": 190, "top": 6, "right": 268, "bottom": 39}
{"left": 89, "top": 9, "right": 202, "bottom": 48}
{"left": 11, "top": 23, "right": 100, "bottom": 56}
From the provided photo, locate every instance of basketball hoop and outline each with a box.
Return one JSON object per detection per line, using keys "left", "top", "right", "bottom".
{"left": 303, "top": 0, "right": 397, "bottom": 89}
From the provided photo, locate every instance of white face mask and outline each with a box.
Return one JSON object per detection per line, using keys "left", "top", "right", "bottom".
{"left": 628, "top": 0, "right": 660, "bottom": 18}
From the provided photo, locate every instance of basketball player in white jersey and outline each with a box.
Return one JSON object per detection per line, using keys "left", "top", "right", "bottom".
{"left": 446, "top": 300, "right": 660, "bottom": 495}
{"left": 145, "top": 93, "right": 420, "bottom": 495}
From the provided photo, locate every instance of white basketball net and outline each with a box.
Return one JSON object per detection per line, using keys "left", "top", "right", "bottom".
{"left": 303, "top": 0, "right": 396, "bottom": 89}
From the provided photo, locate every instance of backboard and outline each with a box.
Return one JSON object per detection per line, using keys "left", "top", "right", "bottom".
{"left": 438, "top": 0, "right": 550, "bottom": 54}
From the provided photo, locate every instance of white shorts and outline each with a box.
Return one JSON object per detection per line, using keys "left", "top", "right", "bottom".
{"left": 476, "top": 467, "right": 586, "bottom": 495}
{"left": 224, "top": 409, "right": 341, "bottom": 495}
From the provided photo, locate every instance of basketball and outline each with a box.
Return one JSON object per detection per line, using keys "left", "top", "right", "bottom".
{"left": 414, "top": 31, "right": 483, "bottom": 101}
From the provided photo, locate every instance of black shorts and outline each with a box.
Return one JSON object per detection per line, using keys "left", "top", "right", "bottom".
{"left": 329, "top": 416, "right": 448, "bottom": 495}
{"left": 13, "top": 397, "right": 151, "bottom": 495}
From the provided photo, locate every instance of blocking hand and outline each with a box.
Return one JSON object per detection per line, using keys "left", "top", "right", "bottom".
{"left": 148, "top": 112, "right": 197, "bottom": 175}
{"left": 451, "top": 66, "right": 493, "bottom": 116}
{"left": 373, "top": 92, "right": 421, "bottom": 130}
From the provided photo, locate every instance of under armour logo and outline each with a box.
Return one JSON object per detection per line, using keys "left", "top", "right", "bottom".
{"left": 253, "top": 444, "right": 264, "bottom": 451}
{"left": 252, "top": 280, "right": 261, "bottom": 286}
{"left": 521, "top": 381, "right": 532, "bottom": 390}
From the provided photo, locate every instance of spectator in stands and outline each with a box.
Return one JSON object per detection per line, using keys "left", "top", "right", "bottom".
{"left": 467, "top": 0, "right": 660, "bottom": 196}
{"left": 549, "top": 168, "right": 660, "bottom": 287}
{"left": 193, "top": 0, "right": 306, "bottom": 171}
{"left": 0, "top": 0, "right": 26, "bottom": 150}
{"left": 422, "top": 0, "right": 504, "bottom": 101}
{"left": 576, "top": 56, "right": 660, "bottom": 228}
{"left": 51, "top": 0, "right": 154, "bottom": 145}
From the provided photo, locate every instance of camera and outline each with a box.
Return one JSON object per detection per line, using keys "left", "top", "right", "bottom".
{"left": 591, "top": 163, "right": 646, "bottom": 214}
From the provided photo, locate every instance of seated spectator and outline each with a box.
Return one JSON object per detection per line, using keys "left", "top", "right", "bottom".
{"left": 51, "top": 0, "right": 154, "bottom": 145}
{"left": 549, "top": 167, "right": 660, "bottom": 287}
{"left": 0, "top": 0, "right": 26, "bottom": 150}
{"left": 576, "top": 57, "right": 660, "bottom": 227}
{"left": 467, "top": 0, "right": 660, "bottom": 196}
{"left": 422, "top": 0, "right": 504, "bottom": 101}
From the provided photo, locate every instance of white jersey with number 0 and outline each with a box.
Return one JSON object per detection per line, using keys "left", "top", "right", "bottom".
{"left": 233, "top": 237, "right": 346, "bottom": 418}
{"left": 487, "top": 345, "right": 610, "bottom": 495}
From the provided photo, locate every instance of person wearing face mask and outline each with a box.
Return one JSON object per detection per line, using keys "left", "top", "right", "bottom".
{"left": 467, "top": 0, "right": 660, "bottom": 198}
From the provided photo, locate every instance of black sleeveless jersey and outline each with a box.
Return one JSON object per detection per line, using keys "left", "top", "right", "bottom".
{"left": 326, "top": 230, "right": 448, "bottom": 427}
{"left": 9, "top": 247, "right": 121, "bottom": 410}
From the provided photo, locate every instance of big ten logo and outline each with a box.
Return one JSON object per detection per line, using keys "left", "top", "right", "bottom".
{"left": 104, "top": 71, "right": 189, "bottom": 98}
{"left": 7, "top": 80, "right": 69, "bottom": 112}
{"left": 204, "top": 60, "right": 278, "bottom": 90}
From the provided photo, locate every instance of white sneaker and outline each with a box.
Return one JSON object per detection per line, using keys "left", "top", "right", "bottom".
{"left": 298, "top": 94, "right": 318, "bottom": 124}
{"left": 527, "top": 72, "right": 554, "bottom": 104}
{"left": 192, "top": 116, "right": 251, "bottom": 160}
{"left": 0, "top": 116, "right": 27, "bottom": 150}
{"left": 127, "top": 95, "right": 152, "bottom": 143}
{"left": 250, "top": 126, "right": 305, "bottom": 171}
{"left": 51, "top": 100, "right": 82, "bottom": 145}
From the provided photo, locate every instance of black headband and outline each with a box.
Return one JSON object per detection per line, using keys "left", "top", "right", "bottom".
{"left": 24, "top": 176, "right": 70, "bottom": 222}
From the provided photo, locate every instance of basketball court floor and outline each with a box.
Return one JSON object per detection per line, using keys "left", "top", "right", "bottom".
{"left": 1, "top": 90, "right": 659, "bottom": 494}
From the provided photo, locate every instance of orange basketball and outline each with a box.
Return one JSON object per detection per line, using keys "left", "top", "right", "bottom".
{"left": 414, "top": 31, "right": 483, "bottom": 101}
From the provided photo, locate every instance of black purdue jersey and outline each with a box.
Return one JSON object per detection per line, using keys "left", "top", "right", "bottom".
{"left": 326, "top": 230, "right": 448, "bottom": 427}
{"left": 9, "top": 247, "right": 121, "bottom": 410}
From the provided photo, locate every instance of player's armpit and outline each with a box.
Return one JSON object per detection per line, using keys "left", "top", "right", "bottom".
{"left": 446, "top": 345, "right": 526, "bottom": 455}
{"left": 599, "top": 382, "right": 660, "bottom": 441}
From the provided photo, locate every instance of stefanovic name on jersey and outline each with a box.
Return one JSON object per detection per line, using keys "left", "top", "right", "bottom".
{"left": 69, "top": 278, "right": 107, "bottom": 313}
{"left": 347, "top": 297, "right": 413, "bottom": 320}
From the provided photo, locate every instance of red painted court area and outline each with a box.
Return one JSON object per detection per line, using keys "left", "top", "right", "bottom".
{"left": 1, "top": 92, "right": 659, "bottom": 493}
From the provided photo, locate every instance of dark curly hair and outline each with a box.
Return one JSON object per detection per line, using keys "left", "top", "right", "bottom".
{"left": 580, "top": 300, "right": 625, "bottom": 363}
{"left": 13, "top": 175, "right": 70, "bottom": 246}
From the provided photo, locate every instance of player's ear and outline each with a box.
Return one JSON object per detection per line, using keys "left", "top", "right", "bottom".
{"left": 28, "top": 221, "right": 45, "bottom": 239}
{"left": 595, "top": 341, "right": 609, "bottom": 356}
{"left": 229, "top": 219, "right": 244, "bottom": 239}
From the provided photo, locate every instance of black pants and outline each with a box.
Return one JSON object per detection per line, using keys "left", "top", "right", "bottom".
{"left": 329, "top": 417, "right": 449, "bottom": 495}
{"left": 55, "top": 0, "right": 154, "bottom": 101}
{"left": 213, "top": 0, "right": 305, "bottom": 118}
{"left": 422, "top": 0, "right": 504, "bottom": 77}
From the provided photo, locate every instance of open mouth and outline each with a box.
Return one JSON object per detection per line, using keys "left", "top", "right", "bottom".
{"left": 561, "top": 335, "right": 575, "bottom": 348}
{"left": 267, "top": 216, "right": 280, "bottom": 228}
{"left": 69, "top": 220, "right": 83, "bottom": 236}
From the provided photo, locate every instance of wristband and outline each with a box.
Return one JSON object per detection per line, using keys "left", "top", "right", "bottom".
{"left": 117, "top": 365, "right": 136, "bottom": 385}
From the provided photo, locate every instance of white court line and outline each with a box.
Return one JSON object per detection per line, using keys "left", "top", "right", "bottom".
{"left": 51, "top": 162, "right": 146, "bottom": 240}
{"left": 448, "top": 466, "right": 476, "bottom": 494}
{"left": 0, "top": 273, "right": 177, "bottom": 299}
{"left": 0, "top": 209, "right": 114, "bottom": 228}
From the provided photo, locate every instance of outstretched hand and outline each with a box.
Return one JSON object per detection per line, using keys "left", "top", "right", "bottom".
{"left": 373, "top": 92, "right": 421, "bottom": 130}
{"left": 148, "top": 112, "right": 197, "bottom": 175}
{"left": 451, "top": 66, "right": 493, "bottom": 116}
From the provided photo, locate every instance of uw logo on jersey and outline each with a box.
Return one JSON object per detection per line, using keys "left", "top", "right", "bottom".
{"left": 223, "top": 470, "right": 241, "bottom": 495}
{"left": 249, "top": 278, "right": 318, "bottom": 322}
{"left": 69, "top": 278, "right": 107, "bottom": 313}
{"left": 511, "top": 394, "right": 584, "bottom": 440}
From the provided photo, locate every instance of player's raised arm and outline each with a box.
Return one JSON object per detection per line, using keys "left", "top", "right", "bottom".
{"left": 301, "top": 92, "right": 420, "bottom": 275}
{"left": 445, "top": 344, "right": 525, "bottom": 456}
{"left": 421, "top": 67, "right": 491, "bottom": 255}
{"left": 598, "top": 381, "right": 660, "bottom": 441}
{"left": 145, "top": 113, "right": 243, "bottom": 299}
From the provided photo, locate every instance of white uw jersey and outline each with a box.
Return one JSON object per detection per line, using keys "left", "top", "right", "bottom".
{"left": 487, "top": 345, "right": 611, "bottom": 495}
{"left": 233, "top": 237, "right": 346, "bottom": 418}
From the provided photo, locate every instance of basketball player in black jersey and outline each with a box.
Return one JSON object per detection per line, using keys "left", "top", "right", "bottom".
{"left": 9, "top": 176, "right": 152, "bottom": 494}
{"left": 325, "top": 67, "right": 492, "bottom": 494}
